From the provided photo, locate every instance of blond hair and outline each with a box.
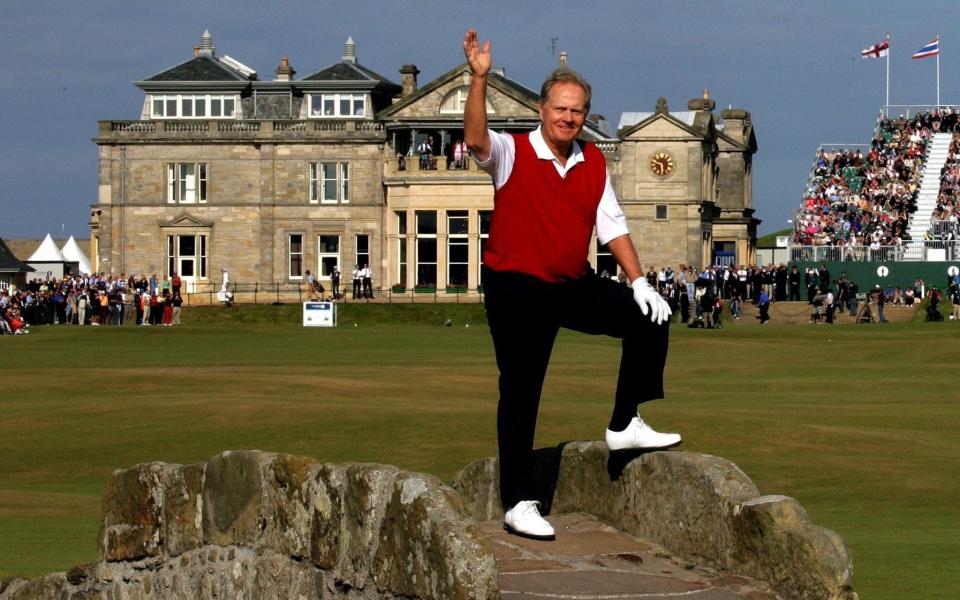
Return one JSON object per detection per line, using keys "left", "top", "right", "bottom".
{"left": 539, "top": 68, "right": 592, "bottom": 112}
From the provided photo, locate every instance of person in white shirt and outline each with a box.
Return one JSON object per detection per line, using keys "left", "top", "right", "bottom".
{"left": 463, "top": 28, "right": 679, "bottom": 543}
{"left": 361, "top": 264, "right": 374, "bottom": 299}
{"left": 351, "top": 265, "right": 362, "bottom": 299}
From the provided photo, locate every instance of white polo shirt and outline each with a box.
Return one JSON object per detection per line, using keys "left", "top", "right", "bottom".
{"left": 474, "top": 127, "right": 630, "bottom": 245}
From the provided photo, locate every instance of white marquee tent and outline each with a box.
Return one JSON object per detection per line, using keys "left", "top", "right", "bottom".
{"left": 60, "top": 236, "right": 92, "bottom": 275}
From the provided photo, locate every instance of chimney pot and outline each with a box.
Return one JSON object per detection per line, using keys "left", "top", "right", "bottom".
{"left": 400, "top": 64, "right": 420, "bottom": 97}
{"left": 275, "top": 55, "right": 295, "bottom": 81}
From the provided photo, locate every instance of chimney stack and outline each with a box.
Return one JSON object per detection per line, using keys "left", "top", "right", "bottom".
{"left": 559, "top": 51, "right": 568, "bottom": 68}
{"left": 342, "top": 36, "right": 356, "bottom": 63}
{"left": 400, "top": 64, "right": 420, "bottom": 97}
{"left": 720, "top": 108, "right": 751, "bottom": 142}
{"left": 193, "top": 46, "right": 201, "bottom": 57}
{"left": 275, "top": 56, "right": 295, "bottom": 81}
{"left": 687, "top": 87, "right": 715, "bottom": 112}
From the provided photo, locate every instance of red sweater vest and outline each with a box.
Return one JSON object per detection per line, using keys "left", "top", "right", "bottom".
{"left": 484, "top": 133, "right": 607, "bottom": 282}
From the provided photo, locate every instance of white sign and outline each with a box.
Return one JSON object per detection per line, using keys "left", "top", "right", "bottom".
{"left": 775, "top": 236, "right": 790, "bottom": 248}
{"left": 948, "top": 266, "right": 959, "bottom": 277}
{"left": 876, "top": 266, "right": 889, "bottom": 277}
{"left": 303, "top": 301, "right": 336, "bottom": 327}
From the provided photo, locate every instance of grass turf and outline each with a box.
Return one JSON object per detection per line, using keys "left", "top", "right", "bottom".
{"left": 1, "top": 304, "right": 957, "bottom": 599}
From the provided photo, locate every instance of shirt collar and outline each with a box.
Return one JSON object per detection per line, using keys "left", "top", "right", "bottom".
{"left": 529, "top": 126, "right": 585, "bottom": 166}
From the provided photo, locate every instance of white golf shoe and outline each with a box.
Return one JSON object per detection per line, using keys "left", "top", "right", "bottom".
{"left": 606, "top": 416, "right": 682, "bottom": 451}
{"left": 503, "top": 500, "right": 555, "bottom": 541}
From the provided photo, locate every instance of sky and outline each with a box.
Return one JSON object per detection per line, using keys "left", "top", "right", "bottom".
{"left": 2, "top": 0, "right": 958, "bottom": 241}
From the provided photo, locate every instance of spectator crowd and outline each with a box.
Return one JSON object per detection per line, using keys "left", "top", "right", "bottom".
{"left": 790, "top": 111, "right": 960, "bottom": 257}
{"left": 1, "top": 272, "right": 184, "bottom": 334}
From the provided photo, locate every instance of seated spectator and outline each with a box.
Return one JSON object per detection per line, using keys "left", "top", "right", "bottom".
{"left": 793, "top": 112, "right": 929, "bottom": 256}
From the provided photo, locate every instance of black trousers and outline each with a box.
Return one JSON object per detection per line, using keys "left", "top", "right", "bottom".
{"left": 483, "top": 267, "right": 669, "bottom": 509}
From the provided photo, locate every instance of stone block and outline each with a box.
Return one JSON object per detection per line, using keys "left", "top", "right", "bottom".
{"left": 202, "top": 450, "right": 271, "bottom": 547}
{"left": 258, "top": 453, "right": 322, "bottom": 559}
{"left": 335, "top": 463, "right": 400, "bottom": 590}
{"left": 309, "top": 464, "right": 345, "bottom": 570}
{"left": 98, "top": 462, "right": 165, "bottom": 561}
{"left": 450, "top": 456, "right": 500, "bottom": 521}
{"left": 161, "top": 462, "right": 205, "bottom": 556}
{"left": 731, "top": 495, "right": 856, "bottom": 600}
{"left": 621, "top": 451, "right": 760, "bottom": 566}
{"left": 372, "top": 471, "right": 498, "bottom": 600}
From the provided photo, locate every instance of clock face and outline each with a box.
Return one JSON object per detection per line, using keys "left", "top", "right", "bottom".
{"left": 650, "top": 152, "right": 674, "bottom": 177}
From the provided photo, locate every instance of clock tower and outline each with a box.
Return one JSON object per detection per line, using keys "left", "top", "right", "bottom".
{"left": 608, "top": 92, "right": 758, "bottom": 270}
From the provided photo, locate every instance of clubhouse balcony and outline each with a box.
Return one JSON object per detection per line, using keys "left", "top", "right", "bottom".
{"left": 97, "top": 119, "right": 387, "bottom": 142}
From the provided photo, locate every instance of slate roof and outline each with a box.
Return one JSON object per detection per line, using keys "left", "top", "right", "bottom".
{"left": 301, "top": 61, "right": 399, "bottom": 88}
{"left": 144, "top": 56, "right": 252, "bottom": 82}
{"left": 490, "top": 71, "right": 540, "bottom": 104}
{"left": 0, "top": 238, "right": 33, "bottom": 273}
{"left": 618, "top": 111, "right": 697, "bottom": 131}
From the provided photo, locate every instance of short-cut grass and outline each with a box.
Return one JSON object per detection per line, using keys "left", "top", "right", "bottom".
{"left": 1, "top": 304, "right": 957, "bottom": 600}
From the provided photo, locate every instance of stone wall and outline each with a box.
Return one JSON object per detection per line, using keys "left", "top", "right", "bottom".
{"left": 0, "top": 451, "right": 498, "bottom": 600}
{"left": 452, "top": 441, "right": 856, "bottom": 600}
{"left": 1, "top": 444, "right": 856, "bottom": 600}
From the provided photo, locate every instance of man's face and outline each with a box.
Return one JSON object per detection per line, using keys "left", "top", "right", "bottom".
{"left": 539, "top": 81, "right": 587, "bottom": 152}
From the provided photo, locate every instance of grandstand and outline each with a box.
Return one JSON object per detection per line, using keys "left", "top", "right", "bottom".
{"left": 790, "top": 107, "right": 960, "bottom": 290}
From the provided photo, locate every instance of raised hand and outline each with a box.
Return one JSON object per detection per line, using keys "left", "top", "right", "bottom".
{"left": 463, "top": 29, "right": 492, "bottom": 77}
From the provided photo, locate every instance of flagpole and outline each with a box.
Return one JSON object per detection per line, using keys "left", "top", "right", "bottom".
{"left": 936, "top": 34, "right": 940, "bottom": 107}
{"left": 885, "top": 33, "right": 890, "bottom": 116}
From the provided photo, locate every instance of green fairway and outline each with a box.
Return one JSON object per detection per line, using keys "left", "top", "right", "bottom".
{"left": 1, "top": 305, "right": 958, "bottom": 599}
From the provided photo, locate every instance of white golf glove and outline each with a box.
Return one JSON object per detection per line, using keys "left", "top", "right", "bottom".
{"left": 631, "top": 278, "right": 672, "bottom": 325}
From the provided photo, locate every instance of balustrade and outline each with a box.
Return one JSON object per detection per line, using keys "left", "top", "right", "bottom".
{"left": 789, "top": 241, "right": 958, "bottom": 262}
{"left": 99, "top": 119, "right": 386, "bottom": 141}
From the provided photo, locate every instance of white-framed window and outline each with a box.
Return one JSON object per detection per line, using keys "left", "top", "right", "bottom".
{"left": 356, "top": 234, "right": 369, "bottom": 269}
{"left": 396, "top": 211, "right": 407, "bottom": 288}
{"left": 595, "top": 241, "right": 617, "bottom": 278}
{"left": 151, "top": 94, "right": 236, "bottom": 119}
{"left": 167, "top": 163, "right": 207, "bottom": 204}
{"left": 309, "top": 162, "right": 349, "bottom": 204}
{"left": 308, "top": 93, "right": 366, "bottom": 118}
{"left": 289, "top": 234, "right": 304, "bottom": 279}
{"left": 478, "top": 210, "right": 492, "bottom": 287}
{"left": 166, "top": 234, "right": 208, "bottom": 279}
{"left": 416, "top": 211, "right": 437, "bottom": 287}
{"left": 318, "top": 235, "right": 340, "bottom": 279}
{"left": 447, "top": 211, "right": 468, "bottom": 288}
{"left": 439, "top": 86, "right": 494, "bottom": 114}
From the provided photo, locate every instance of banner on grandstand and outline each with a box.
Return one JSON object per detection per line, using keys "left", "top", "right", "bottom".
{"left": 912, "top": 37, "right": 939, "bottom": 59}
{"left": 862, "top": 40, "right": 889, "bottom": 59}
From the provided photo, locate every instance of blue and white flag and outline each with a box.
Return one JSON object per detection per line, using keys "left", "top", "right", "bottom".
{"left": 912, "top": 37, "right": 940, "bottom": 59}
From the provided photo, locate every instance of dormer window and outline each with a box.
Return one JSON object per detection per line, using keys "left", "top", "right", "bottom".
{"left": 309, "top": 93, "right": 366, "bottom": 118}
{"left": 151, "top": 94, "right": 237, "bottom": 119}
{"left": 440, "top": 86, "right": 493, "bottom": 114}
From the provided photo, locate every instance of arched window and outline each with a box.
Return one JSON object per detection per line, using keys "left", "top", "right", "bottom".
{"left": 440, "top": 86, "right": 494, "bottom": 114}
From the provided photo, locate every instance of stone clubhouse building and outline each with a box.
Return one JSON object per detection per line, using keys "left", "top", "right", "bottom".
{"left": 92, "top": 31, "right": 758, "bottom": 294}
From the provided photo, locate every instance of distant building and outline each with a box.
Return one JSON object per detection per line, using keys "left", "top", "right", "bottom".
{"left": 0, "top": 237, "right": 34, "bottom": 289}
{"left": 92, "top": 32, "right": 758, "bottom": 293}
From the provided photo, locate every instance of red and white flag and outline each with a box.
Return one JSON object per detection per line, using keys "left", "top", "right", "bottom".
{"left": 862, "top": 40, "right": 890, "bottom": 59}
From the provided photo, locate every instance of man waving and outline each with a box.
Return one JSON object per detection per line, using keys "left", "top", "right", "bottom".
{"left": 464, "top": 28, "right": 680, "bottom": 542}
